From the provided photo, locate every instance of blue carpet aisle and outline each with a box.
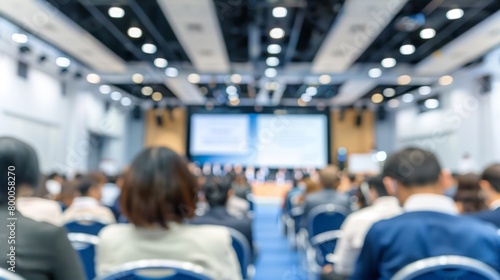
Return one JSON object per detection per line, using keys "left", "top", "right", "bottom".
{"left": 253, "top": 203, "right": 307, "bottom": 280}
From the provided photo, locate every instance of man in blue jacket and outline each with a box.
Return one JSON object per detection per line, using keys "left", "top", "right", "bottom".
{"left": 471, "top": 163, "right": 500, "bottom": 228}
{"left": 351, "top": 147, "right": 500, "bottom": 280}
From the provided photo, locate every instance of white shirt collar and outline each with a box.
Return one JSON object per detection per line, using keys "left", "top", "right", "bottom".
{"left": 404, "top": 194, "right": 458, "bottom": 215}
{"left": 490, "top": 199, "right": 500, "bottom": 210}
{"left": 71, "top": 196, "right": 100, "bottom": 209}
{"left": 372, "top": 196, "right": 400, "bottom": 207}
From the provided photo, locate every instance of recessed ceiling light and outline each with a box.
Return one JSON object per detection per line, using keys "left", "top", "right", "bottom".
{"left": 301, "top": 93, "right": 312, "bottom": 103}
{"left": 187, "top": 73, "right": 201, "bottom": 83}
{"left": 418, "top": 86, "right": 432, "bottom": 95}
{"left": 264, "top": 68, "right": 278, "bottom": 78}
{"left": 371, "top": 93, "right": 384, "bottom": 104}
{"left": 446, "top": 8, "right": 464, "bottom": 20}
{"left": 265, "top": 81, "right": 279, "bottom": 91}
{"left": 297, "top": 98, "right": 307, "bottom": 107}
{"left": 120, "top": 96, "right": 132, "bottom": 106}
{"left": 142, "top": 43, "right": 157, "bottom": 54}
{"left": 398, "top": 75, "right": 412, "bottom": 85}
{"left": 272, "top": 7, "right": 287, "bottom": 18}
{"left": 111, "top": 91, "right": 122, "bottom": 101}
{"left": 228, "top": 94, "right": 239, "bottom": 101}
{"left": 319, "top": 75, "right": 331, "bottom": 84}
{"left": 141, "top": 86, "right": 153, "bottom": 96}
{"left": 388, "top": 99, "right": 400, "bottom": 108}
{"left": 424, "top": 99, "right": 440, "bottom": 109}
{"left": 400, "top": 44, "right": 416, "bottom": 55}
{"left": 152, "top": 92, "right": 163, "bottom": 102}
{"left": 165, "top": 67, "right": 179, "bottom": 77}
{"left": 108, "top": 7, "right": 125, "bottom": 18}
{"left": 306, "top": 86, "right": 317, "bottom": 96}
{"left": 99, "top": 85, "right": 111, "bottom": 94}
{"left": 439, "top": 75, "right": 453, "bottom": 86}
{"left": 381, "top": 57, "right": 397, "bottom": 68}
{"left": 127, "top": 27, "right": 142, "bottom": 38}
{"left": 55, "top": 57, "right": 70, "bottom": 68}
{"left": 229, "top": 98, "right": 240, "bottom": 106}
{"left": 420, "top": 28, "right": 436, "bottom": 39}
{"left": 269, "top": 28, "right": 285, "bottom": 39}
{"left": 368, "top": 68, "right": 382, "bottom": 78}
{"left": 226, "top": 85, "right": 238, "bottom": 95}
{"left": 230, "top": 74, "right": 242, "bottom": 84}
{"left": 132, "top": 73, "right": 144, "bottom": 83}
{"left": 383, "top": 88, "right": 395, "bottom": 97}
{"left": 266, "top": 57, "right": 280, "bottom": 67}
{"left": 402, "top": 93, "right": 414, "bottom": 103}
{"left": 86, "top": 73, "right": 100, "bottom": 84}
{"left": 11, "top": 33, "right": 28, "bottom": 44}
{"left": 154, "top": 58, "right": 168, "bottom": 68}
{"left": 267, "top": 44, "right": 282, "bottom": 54}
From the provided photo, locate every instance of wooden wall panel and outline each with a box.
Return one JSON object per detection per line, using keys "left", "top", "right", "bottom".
{"left": 330, "top": 109, "right": 375, "bottom": 163}
{"left": 144, "top": 108, "right": 187, "bottom": 155}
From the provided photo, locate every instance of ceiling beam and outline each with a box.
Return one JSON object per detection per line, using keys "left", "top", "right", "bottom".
{"left": 156, "top": 0, "right": 230, "bottom": 73}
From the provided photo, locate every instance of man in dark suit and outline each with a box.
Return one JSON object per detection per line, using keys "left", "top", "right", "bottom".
{"left": 191, "top": 176, "right": 254, "bottom": 259}
{"left": 0, "top": 137, "right": 85, "bottom": 280}
{"left": 301, "top": 165, "right": 351, "bottom": 228}
{"left": 351, "top": 148, "right": 500, "bottom": 280}
{"left": 471, "top": 163, "right": 500, "bottom": 228}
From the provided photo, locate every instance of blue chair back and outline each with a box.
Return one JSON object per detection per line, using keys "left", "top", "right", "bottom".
{"left": 97, "top": 260, "right": 212, "bottom": 280}
{"left": 0, "top": 267, "right": 25, "bottom": 280}
{"left": 392, "top": 255, "right": 500, "bottom": 280}
{"left": 65, "top": 218, "right": 107, "bottom": 235}
{"left": 228, "top": 229, "right": 251, "bottom": 279}
{"left": 68, "top": 233, "right": 99, "bottom": 280}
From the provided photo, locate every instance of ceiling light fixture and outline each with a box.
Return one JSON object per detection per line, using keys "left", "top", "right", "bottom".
{"left": 400, "top": 44, "right": 416, "bottom": 55}
{"left": 226, "top": 85, "right": 238, "bottom": 95}
{"left": 154, "top": 58, "right": 168, "bottom": 68}
{"left": 108, "top": 7, "right": 125, "bottom": 18}
{"left": 368, "top": 68, "right": 382, "bottom": 78}
{"left": 446, "top": 8, "right": 464, "bottom": 20}
{"left": 141, "top": 86, "right": 153, "bottom": 96}
{"left": 319, "top": 75, "right": 331, "bottom": 84}
{"left": 439, "top": 75, "right": 453, "bottom": 86}
{"left": 165, "top": 67, "right": 179, "bottom": 77}
{"left": 424, "top": 98, "right": 440, "bottom": 109}
{"left": 267, "top": 44, "right": 282, "bottom": 54}
{"left": 266, "top": 57, "right": 280, "bottom": 67}
{"left": 111, "top": 91, "right": 122, "bottom": 101}
{"left": 402, "top": 93, "right": 414, "bottom": 103}
{"left": 371, "top": 93, "right": 384, "bottom": 104}
{"left": 99, "top": 85, "right": 111, "bottom": 94}
{"left": 301, "top": 93, "right": 312, "bottom": 103}
{"left": 132, "top": 73, "right": 144, "bottom": 83}
{"left": 269, "top": 28, "right": 285, "bottom": 39}
{"left": 381, "top": 57, "right": 397, "bottom": 68}
{"left": 418, "top": 86, "right": 432, "bottom": 95}
{"left": 152, "top": 92, "right": 163, "bottom": 102}
{"left": 264, "top": 68, "right": 278, "bottom": 78}
{"left": 187, "top": 73, "right": 201, "bottom": 83}
{"left": 306, "top": 86, "right": 317, "bottom": 96}
{"left": 272, "top": 7, "right": 287, "bottom": 18}
{"left": 398, "top": 75, "right": 412, "bottom": 85}
{"left": 420, "top": 28, "right": 436, "bottom": 39}
{"left": 388, "top": 99, "right": 400, "bottom": 108}
{"left": 230, "top": 74, "right": 242, "bottom": 84}
{"left": 383, "top": 88, "right": 395, "bottom": 97}
{"left": 120, "top": 96, "right": 132, "bottom": 106}
{"left": 86, "top": 73, "right": 100, "bottom": 84}
{"left": 11, "top": 33, "right": 28, "bottom": 44}
{"left": 127, "top": 27, "right": 142, "bottom": 38}
{"left": 142, "top": 43, "right": 157, "bottom": 54}
{"left": 55, "top": 57, "right": 71, "bottom": 68}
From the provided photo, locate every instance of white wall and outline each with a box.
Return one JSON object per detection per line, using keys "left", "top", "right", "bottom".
{"left": 0, "top": 51, "right": 129, "bottom": 176}
{"left": 391, "top": 48, "right": 500, "bottom": 171}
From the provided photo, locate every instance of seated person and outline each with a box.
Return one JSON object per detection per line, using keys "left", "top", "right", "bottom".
{"left": 351, "top": 147, "right": 500, "bottom": 279}
{"left": 63, "top": 173, "right": 116, "bottom": 224}
{"left": 322, "top": 176, "right": 402, "bottom": 279}
{"left": 0, "top": 137, "right": 85, "bottom": 280}
{"left": 191, "top": 176, "right": 255, "bottom": 260}
{"left": 96, "top": 147, "right": 241, "bottom": 280}
{"left": 454, "top": 173, "right": 487, "bottom": 214}
{"left": 301, "top": 165, "right": 351, "bottom": 228}
{"left": 471, "top": 164, "right": 500, "bottom": 227}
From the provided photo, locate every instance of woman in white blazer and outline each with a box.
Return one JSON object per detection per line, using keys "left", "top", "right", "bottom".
{"left": 96, "top": 147, "right": 241, "bottom": 280}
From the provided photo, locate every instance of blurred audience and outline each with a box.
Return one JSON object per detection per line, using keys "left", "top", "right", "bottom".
{"left": 351, "top": 147, "right": 500, "bottom": 279}
{"left": 453, "top": 173, "right": 487, "bottom": 214}
{"left": 63, "top": 173, "right": 116, "bottom": 224}
{"left": 96, "top": 147, "right": 241, "bottom": 280}
{"left": 471, "top": 164, "right": 500, "bottom": 228}
{"left": 0, "top": 137, "right": 85, "bottom": 280}
{"left": 297, "top": 176, "right": 321, "bottom": 205}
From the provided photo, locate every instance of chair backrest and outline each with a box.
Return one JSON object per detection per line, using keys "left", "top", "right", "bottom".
{"left": 228, "top": 228, "right": 251, "bottom": 279}
{"left": 0, "top": 268, "right": 25, "bottom": 280}
{"left": 68, "top": 233, "right": 99, "bottom": 280}
{"left": 97, "top": 259, "right": 212, "bottom": 280}
{"left": 65, "top": 217, "right": 108, "bottom": 235}
{"left": 392, "top": 255, "right": 500, "bottom": 280}
{"left": 306, "top": 204, "right": 348, "bottom": 239}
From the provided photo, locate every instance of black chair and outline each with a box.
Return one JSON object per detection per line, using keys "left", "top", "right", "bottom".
{"left": 97, "top": 259, "right": 212, "bottom": 280}
{"left": 68, "top": 233, "right": 99, "bottom": 280}
{"left": 228, "top": 229, "right": 252, "bottom": 279}
{"left": 392, "top": 255, "right": 500, "bottom": 280}
{"left": 65, "top": 217, "right": 108, "bottom": 235}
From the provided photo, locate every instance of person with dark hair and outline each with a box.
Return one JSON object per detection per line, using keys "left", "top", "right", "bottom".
{"left": 351, "top": 147, "right": 500, "bottom": 279}
{"left": 454, "top": 173, "right": 487, "bottom": 214}
{"left": 301, "top": 165, "right": 351, "bottom": 228}
{"left": 191, "top": 176, "right": 254, "bottom": 258}
{"left": 0, "top": 137, "right": 85, "bottom": 280}
{"left": 96, "top": 147, "right": 241, "bottom": 280}
{"left": 63, "top": 172, "right": 116, "bottom": 224}
{"left": 322, "top": 176, "right": 402, "bottom": 279}
{"left": 470, "top": 164, "right": 500, "bottom": 227}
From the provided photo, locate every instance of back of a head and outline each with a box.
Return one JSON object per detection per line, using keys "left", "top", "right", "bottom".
{"left": 482, "top": 164, "right": 500, "bottom": 193}
{"left": 204, "top": 176, "right": 232, "bottom": 208}
{"left": 121, "top": 147, "right": 198, "bottom": 228}
{"left": 383, "top": 147, "right": 441, "bottom": 188}
{"left": 319, "top": 165, "right": 340, "bottom": 189}
{"left": 454, "top": 173, "right": 486, "bottom": 213}
{"left": 76, "top": 172, "right": 105, "bottom": 196}
{"left": 0, "top": 137, "right": 40, "bottom": 204}
{"left": 368, "top": 175, "right": 389, "bottom": 197}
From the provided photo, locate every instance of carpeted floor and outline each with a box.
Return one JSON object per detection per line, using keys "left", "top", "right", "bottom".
{"left": 252, "top": 203, "right": 307, "bottom": 280}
